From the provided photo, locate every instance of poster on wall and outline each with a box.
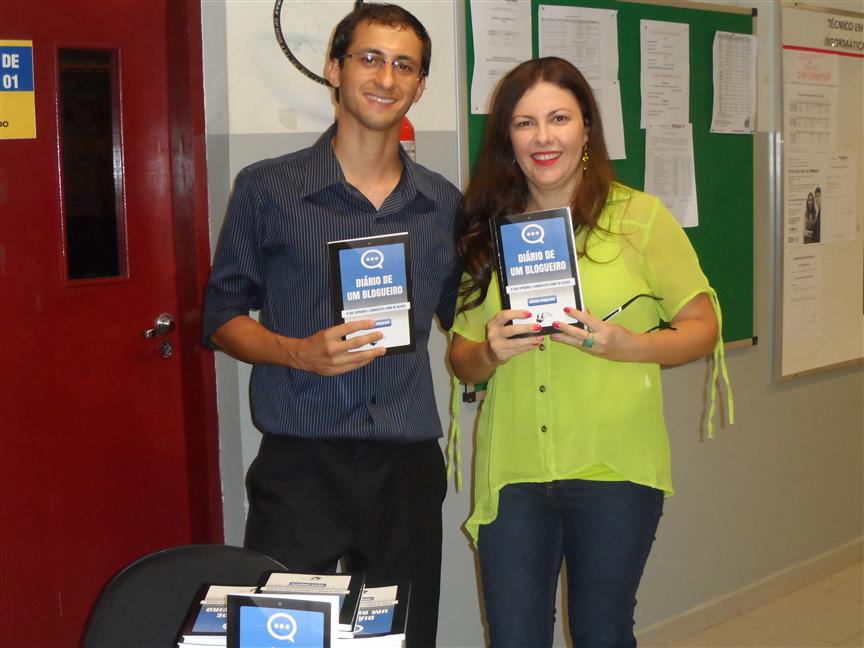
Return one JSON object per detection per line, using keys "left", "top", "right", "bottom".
{"left": 779, "top": 5, "right": 864, "bottom": 378}
{"left": 469, "top": 0, "right": 531, "bottom": 114}
{"left": 0, "top": 39, "right": 36, "bottom": 139}
{"left": 538, "top": 5, "right": 626, "bottom": 159}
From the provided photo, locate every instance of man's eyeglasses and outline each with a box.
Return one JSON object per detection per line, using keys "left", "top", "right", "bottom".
{"left": 340, "top": 51, "right": 422, "bottom": 79}
{"left": 601, "top": 293, "right": 676, "bottom": 333}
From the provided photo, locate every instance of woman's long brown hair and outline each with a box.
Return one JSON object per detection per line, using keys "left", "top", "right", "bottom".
{"left": 457, "top": 57, "right": 617, "bottom": 313}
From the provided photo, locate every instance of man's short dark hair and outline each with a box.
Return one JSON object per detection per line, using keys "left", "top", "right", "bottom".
{"left": 329, "top": 3, "right": 431, "bottom": 77}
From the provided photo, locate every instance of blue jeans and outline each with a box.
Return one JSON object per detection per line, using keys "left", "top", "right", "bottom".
{"left": 478, "top": 480, "right": 664, "bottom": 647}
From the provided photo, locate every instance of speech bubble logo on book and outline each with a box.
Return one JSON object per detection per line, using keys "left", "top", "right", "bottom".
{"left": 266, "top": 612, "right": 298, "bottom": 642}
{"left": 361, "top": 249, "right": 385, "bottom": 270}
{"left": 521, "top": 224, "right": 545, "bottom": 245}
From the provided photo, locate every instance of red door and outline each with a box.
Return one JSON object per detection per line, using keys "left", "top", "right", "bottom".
{"left": 0, "top": 2, "right": 221, "bottom": 645}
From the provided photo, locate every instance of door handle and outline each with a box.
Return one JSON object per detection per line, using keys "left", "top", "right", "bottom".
{"left": 143, "top": 313, "right": 175, "bottom": 339}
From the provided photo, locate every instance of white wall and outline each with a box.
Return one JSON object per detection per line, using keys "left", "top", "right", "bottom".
{"left": 201, "top": 2, "right": 863, "bottom": 646}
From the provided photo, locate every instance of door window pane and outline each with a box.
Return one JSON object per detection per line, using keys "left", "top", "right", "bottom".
{"left": 58, "top": 49, "right": 125, "bottom": 279}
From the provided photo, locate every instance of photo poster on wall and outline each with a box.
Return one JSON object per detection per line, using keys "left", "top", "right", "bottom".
{"left": 779, "top": 4, "right": 864, "bottom": 379}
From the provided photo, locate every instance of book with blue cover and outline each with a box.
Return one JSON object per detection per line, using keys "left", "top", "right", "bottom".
{"left": 226, "top": 593, "right": 337, "bottom": 648}
{"left": 351, "top": 582, "right": 410, "bottom": 646}
{"left": 490, "top": 207, "right": 585, "bottom": 335}
{"left": 258, "top": 571, "right": 364, "bottom": 636}
{"left": 328, "top": 232, "right": 414, "bottom": 354}
{"left": 176, "top": 584, "right": 257, "bottom": 646}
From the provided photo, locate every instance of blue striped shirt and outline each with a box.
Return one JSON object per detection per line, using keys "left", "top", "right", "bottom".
{"left": 203, "top": 125, "right": 461, "bottom": 442}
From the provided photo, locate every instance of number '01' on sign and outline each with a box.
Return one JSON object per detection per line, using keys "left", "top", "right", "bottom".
{"left": 2, "top": 52, "right": 20, "bottom": 89}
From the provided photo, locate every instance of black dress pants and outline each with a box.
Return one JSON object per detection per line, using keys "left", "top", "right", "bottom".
{"left": 244, "top": 435, "right": 446, "bottom": 648}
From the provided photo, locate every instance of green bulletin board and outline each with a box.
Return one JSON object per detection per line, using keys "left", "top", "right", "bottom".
{"left": 465, "top": 0, "right": 755, "bottom": 343}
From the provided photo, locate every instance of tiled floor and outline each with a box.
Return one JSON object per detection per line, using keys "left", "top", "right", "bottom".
{"left": 669, "top": 562, "right": 864, "bottom": 647}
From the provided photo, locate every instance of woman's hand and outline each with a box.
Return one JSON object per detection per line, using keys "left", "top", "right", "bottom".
{"left": 550, "top": 294, "right": 718, "bottom": 366}
{"left": 550, "top": 308, "right": 637, "bottom": 361}
{"left": 449, "top": 309, "right": 543, "bottom": 384}
{"left": 485, "top": 309, "right": 544, "bottom": 365}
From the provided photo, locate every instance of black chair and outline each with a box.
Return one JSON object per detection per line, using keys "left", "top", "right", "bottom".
{"left": 81, "top": 544, "right": 287, "bottom": 648}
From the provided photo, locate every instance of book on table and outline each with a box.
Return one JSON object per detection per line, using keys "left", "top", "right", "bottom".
{"left": 175, "top": 576, "right": 408, "bottom": 648}
{"left": 347, "top": 582, "right": 411, "bottom": 647}
{"left": 328, "top": 232, "right": 414, "bottom": 354}
{"left": 257, "top": 571, "right": 365, "bottom": 637}
{"left": 489, "top": 207, "right": 585, "bottom": 335}
{"left": 226, "top": 592, "right": 339, "bottom": 648}
{"left": 176, "top": 584, "right": 257, "bottom": 647}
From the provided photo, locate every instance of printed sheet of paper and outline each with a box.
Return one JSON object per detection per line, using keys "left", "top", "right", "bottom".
{"left": 589, "top": 79, "right": 626, "bottom": 159}
{"left": 710, "top": 31, "right": 756, "bottom": 134}
{"left": 783, "top": 50, "right": 838, "bottom": 151}
{"left": 537, "top": 5, "right": 625, "bottom": 159}
{"left": 538, "top": 5, "right": 618, "bottom": 80}
{"left": 783, "top": 84, "right": 838, "bottom": 152}
{"left": 470, "top": 0, "right": 532, "bottom": 114}
{"left": 783, "top": 247, "right": 823, "bottom": 340}
{"left": 640, "top": 20, "right": 689, "bottom": 128}
{"left": 783, "top": 49, "right": 838, "bottom": 88}
{"left": 785, "top": 152, "right": 858, "bottom": 246}
{"left": 821, "top": 153, "right": 859, "bottom": 243}
{"left": 644, "top": 124, "right": 698, "bottom": 228}
{"left": 784, "top": 152, "right": 822, "bottom": 246}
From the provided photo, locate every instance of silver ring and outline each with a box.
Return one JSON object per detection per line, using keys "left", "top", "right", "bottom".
{"left": 581, "top": 334, "right": 594, "bottom": 349}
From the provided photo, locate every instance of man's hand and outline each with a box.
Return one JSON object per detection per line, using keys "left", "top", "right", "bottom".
{"left": 286, "top": 319, "right": 387, "bottom": 376}
{"left": 210, "top": 315, "right": 386, "bottom": 375}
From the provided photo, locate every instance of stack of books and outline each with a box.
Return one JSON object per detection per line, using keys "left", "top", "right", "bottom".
{"left": 349, "top": 583, "right": 410, "bottom": 647}
{"left": 176, "top": 585, "right": 257, "bottom": 647}
{"left": 257, "top": 572, "right": 364, "bottom": 641}
{"left": 174, "top": 573, "right": 410, "bottom": 648}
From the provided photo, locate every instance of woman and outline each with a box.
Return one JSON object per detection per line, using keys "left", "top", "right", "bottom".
{"left": 804, "top": 191, "right": 819, "bottom": 243}
{"left": 449, "top": 58, "right": 724, "bottom": 646}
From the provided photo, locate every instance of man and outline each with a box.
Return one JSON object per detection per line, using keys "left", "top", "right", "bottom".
{"left": 202, "top": 5, "right": 460, "bottom": 647}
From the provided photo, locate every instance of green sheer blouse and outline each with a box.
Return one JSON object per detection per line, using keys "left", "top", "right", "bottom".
{"left": 451, "top": 184, "right": 730, "bottom": 543}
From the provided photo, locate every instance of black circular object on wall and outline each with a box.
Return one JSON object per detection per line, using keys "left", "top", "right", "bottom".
{"left": 273, "top": 0, "right": 364, "bottom": 87}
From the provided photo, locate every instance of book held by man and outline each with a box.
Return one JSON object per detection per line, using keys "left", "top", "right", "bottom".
{"left": 490, "top": 207, "right": 585, "bottom": 335}
{"left": 328, "top": 232, "right": 414, "bottom": 354}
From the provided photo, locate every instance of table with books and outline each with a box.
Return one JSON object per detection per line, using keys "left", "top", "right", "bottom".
{"left": 176, "top": 571, "right": 410, "bottom": 648}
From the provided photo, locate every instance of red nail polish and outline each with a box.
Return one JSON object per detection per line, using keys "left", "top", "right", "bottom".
{"left": 533, "top": 324, "right": 542, "bottom": 331}
{"left": 523, "top": 311, "right": 532, "bottom": 318}
{"left": 552, "top": 321, "right": 561, "bottom": 329}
